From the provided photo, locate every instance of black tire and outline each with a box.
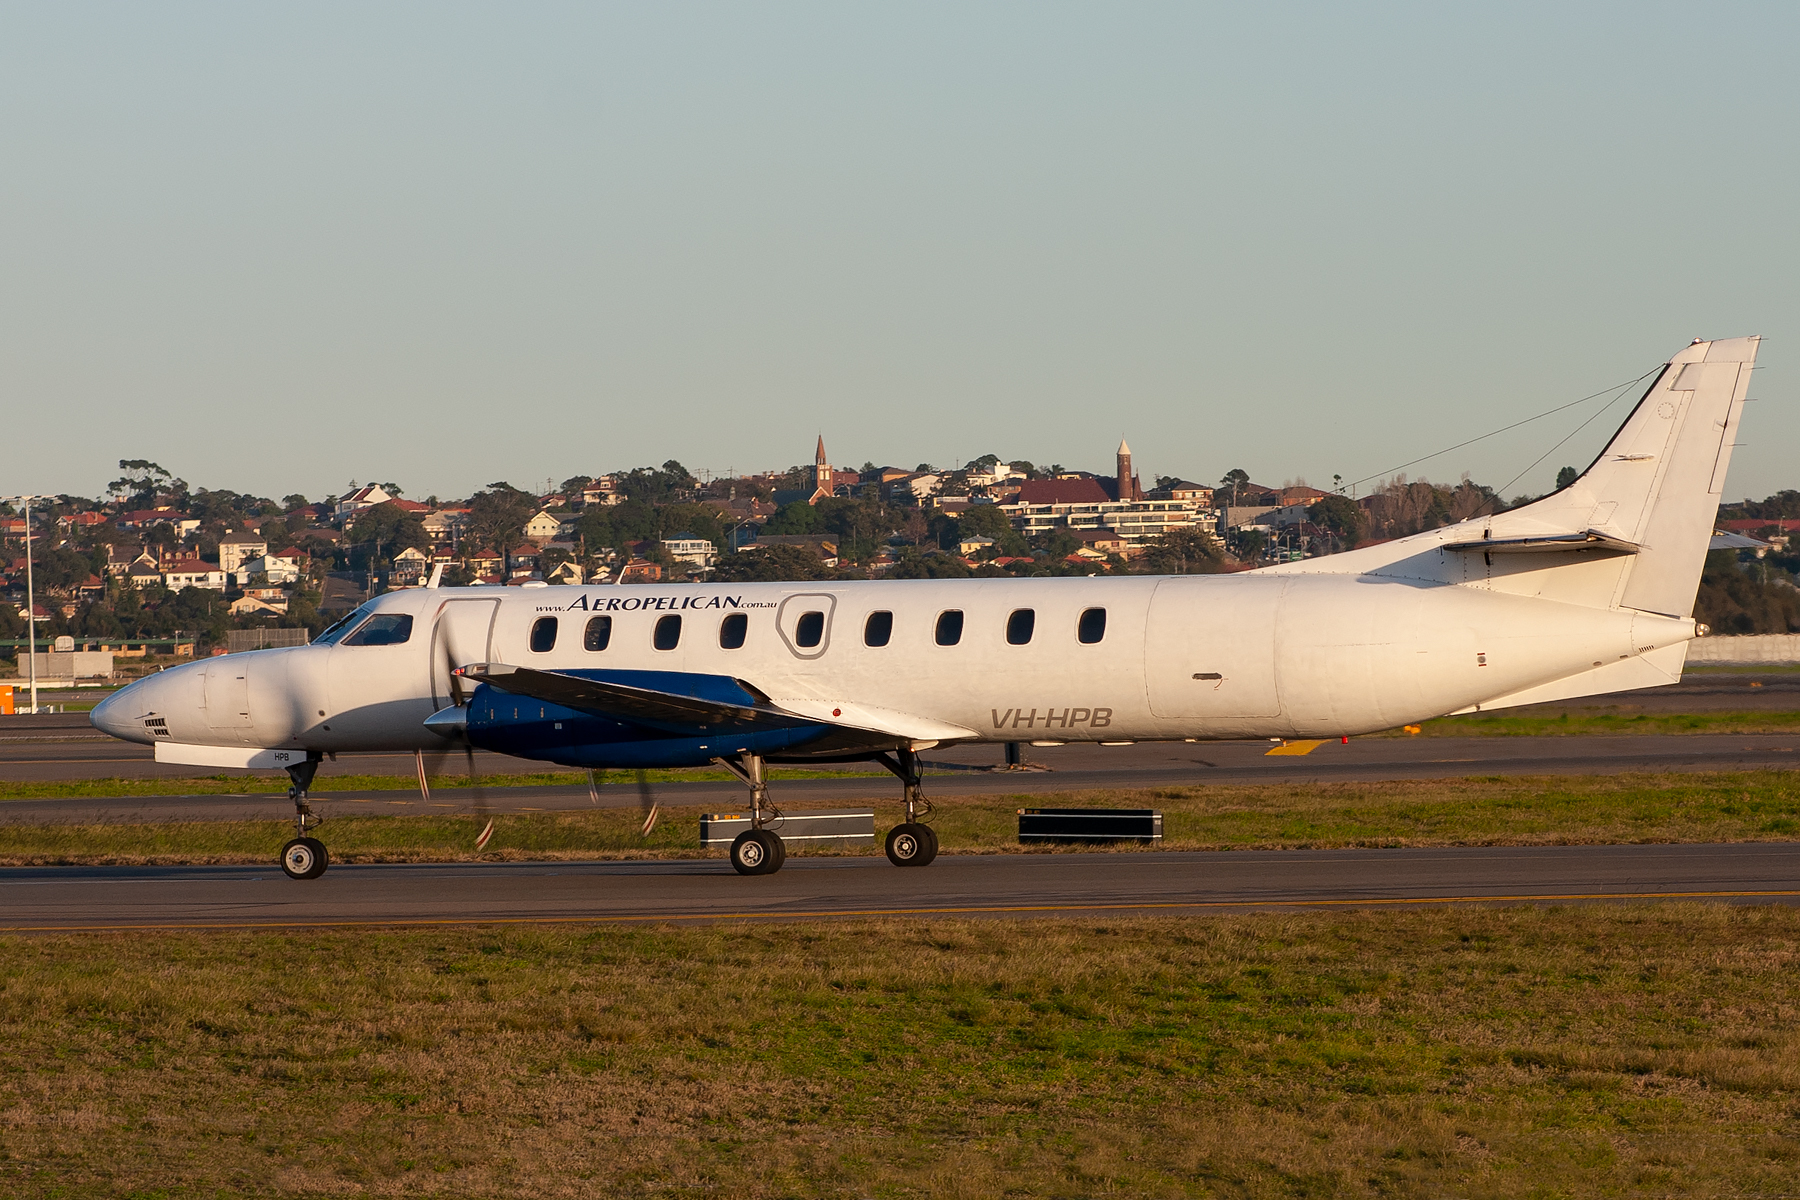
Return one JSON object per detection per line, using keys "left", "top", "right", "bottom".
{"left": 730, "top": 829, "right": 782, "bottom": 876}
{"left": 281, "top": 836, "right": 328, "bottom": 880}
{"left": 885, "top": 822, "right": 937, "bottom": 867}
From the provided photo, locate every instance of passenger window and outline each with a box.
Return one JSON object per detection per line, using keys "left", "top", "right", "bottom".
{"left": 654, "top": 614, "right": 682, "bottom": 651}
{"left": 342, "top": 613, "right": 413, "bottom": 647}
{"left": 720, "top": 612, "right": 748, "bottom": 649}
{"left": 1078, "top": 607, "right": 1107, "bottom": 644}
{"left": 1006, "top": 609, "right": 1035, "bottom": 645}
{"left": 584, "top": 615, "right": 612, "bottom": 652}
{"left": 529, "top": 617, "right": 558, "bottom": 653}
{"left": 935, "top": 610, "right": 963, "bottom": 646}
{"left": 795, "top": 611, "right": 824, "bottom": 648}
{"left": 864, "top": 611, "right": 893, "bottom": 647}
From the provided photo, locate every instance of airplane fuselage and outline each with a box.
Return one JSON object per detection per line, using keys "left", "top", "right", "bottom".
{"left": 93, "top": 571, "right": 1691, "bottom": 763}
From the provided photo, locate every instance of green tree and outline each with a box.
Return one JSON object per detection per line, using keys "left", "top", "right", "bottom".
{"left": 468, "top": 483, "right": 536, "bottom": 555}
{"left": 1555, "top": 466, "right": 1580, "bottom": 490}
{"left": 761, "top": 502, "right": 824, "bottom": 536}
{"left": 1136, "top": 528, "right": 1224, "bottom": 575}
{"left": 709, "top": 545, "right": 832, "bottom": 582}
{"left": 1307, "top": 495, "right": 1366, "bottom": 550}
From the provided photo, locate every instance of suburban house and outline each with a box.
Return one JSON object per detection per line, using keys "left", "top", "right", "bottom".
{"left": 421, "top": 508, "right": 472, "bottom": 544}
{"left": 239, "top": 548, "right": 304, "bottom": 586}
{"left": 334, "top": 485, "right": 396, "bottom": 524}
{"left": 162, "top": 557, "right": 227, "bottom": 591}
{"left": 390, "top": 545, "right": 430, "bottom": 585}
{"left": 660, "top": 534, "right": 717, "bottom": 569}
{"left": 217, "top": 538, "right": 268, "bottom": 574}
{"left": 523, "top": 511, "right": 564, "bottom": 542}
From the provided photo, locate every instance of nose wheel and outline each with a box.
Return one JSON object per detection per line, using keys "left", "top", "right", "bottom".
{"left": 280, "top": 755, "right": 330, "bottom": 880}
{"left": 281, "top": 836, "right": 329, "bottom": 880}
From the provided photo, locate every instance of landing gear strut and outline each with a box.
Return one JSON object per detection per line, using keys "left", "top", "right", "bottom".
{"left": 280, "top": 753, "right": 328, "bottom": 880}
{"left": 877, "top": 747, "right": 938, "bottom": 867}
{"left": 717, "top": 752, "right": 786, "bottom": 876}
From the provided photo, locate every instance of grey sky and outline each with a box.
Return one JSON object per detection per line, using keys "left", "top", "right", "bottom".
{"left": 3, "top": 2, "right": 1795, "bottom": 504}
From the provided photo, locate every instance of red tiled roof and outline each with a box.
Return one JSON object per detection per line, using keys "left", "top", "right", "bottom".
{"left": 1012, "top": 479, "right": 1112, "bottom": 506}
{"left": 1722, "top": 518, "right": 1800, "bottom": 532}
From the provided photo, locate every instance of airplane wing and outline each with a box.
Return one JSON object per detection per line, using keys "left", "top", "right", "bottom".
{"left": 456, "top": 663, "right": 979, "bottom": 751}
{"left": 456, "top": 664, "right": 798, "bottom": 730}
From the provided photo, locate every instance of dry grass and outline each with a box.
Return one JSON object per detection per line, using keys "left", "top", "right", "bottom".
{"left": 2, "top": 770, "right": 1797, "bottom": 866}
{"left": 0, "top": 906, "right": 1797, "bottom": 1197}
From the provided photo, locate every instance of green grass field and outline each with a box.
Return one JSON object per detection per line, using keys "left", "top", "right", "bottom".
{"left": 4, "top": 770, "right": 1798, "bottom": 866}
{"left": 1, "top": 906, "right": 1795, "bottom": 1197}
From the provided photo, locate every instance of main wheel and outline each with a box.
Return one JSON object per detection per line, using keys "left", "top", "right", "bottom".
{"left": 281, "top": 836, "right": 329, "bottom": 880}
{"left": 885, "top": 823, "right": 937, "bottom": 867}
{"left": 730, "top": 829, "right": 783, "bottom": 876}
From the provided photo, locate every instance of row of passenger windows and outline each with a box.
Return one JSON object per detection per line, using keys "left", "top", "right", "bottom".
{"left": 527, "top": 607, "right": 1106, "bottom": 653}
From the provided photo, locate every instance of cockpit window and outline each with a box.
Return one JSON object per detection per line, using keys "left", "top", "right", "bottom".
{"left": 341, "top": 613, "right": 414, "bottom": 647}
{"left": 312, "top": 602, "right": 378, "bottom": 646}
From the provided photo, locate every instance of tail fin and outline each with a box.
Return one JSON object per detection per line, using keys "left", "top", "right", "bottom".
{"left": 1500, "top": 336, "right": 1758, "bottom": 617}
{"left": 1265, "top": 336, "right": 1760, "bottom": 623}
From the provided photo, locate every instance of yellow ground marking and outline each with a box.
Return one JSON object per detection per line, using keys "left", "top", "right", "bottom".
{"left": 5, "top": 889, "right": 1797, "bottom": 932}
{"left": 1265, "top": 740, "right": 1326, "bottom": 756}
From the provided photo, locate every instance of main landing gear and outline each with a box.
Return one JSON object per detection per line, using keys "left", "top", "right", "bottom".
{"left": 876, "top": 747, "right": 937, "bottom": 868}
{"left": 280, "top": 754, "right": 329, "bottom": 880}
{"left": 717, "top": 753, "right": 786, "bottom": 876}
{"left": 714, "top": 747, "right": 939, "bottom": 875}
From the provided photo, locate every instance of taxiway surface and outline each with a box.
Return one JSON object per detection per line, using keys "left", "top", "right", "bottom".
{"left": 3, "top": 842, "right": 1796, "bottom": 929}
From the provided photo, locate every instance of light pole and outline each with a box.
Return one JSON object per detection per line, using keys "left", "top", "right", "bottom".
{"left": 6, "top": 495, "right": 44, "bottom": 714}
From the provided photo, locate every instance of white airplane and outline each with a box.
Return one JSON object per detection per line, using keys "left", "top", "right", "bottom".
{"left": 92, "top": 336, "right": 1759, "bottom": 879}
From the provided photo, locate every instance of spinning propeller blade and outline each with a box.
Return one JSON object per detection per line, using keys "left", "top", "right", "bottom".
{"left": 637, "top": 769, "right": 659, "bottom": 837}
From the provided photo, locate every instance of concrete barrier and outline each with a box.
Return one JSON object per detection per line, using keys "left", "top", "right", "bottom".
{"left": 1686, "top": 635, "right": 1800, "bottom": 665}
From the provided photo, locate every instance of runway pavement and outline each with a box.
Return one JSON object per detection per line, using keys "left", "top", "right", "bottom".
{"left": 1, "top": 841, "right": 1795, "bottom": 929}
{"left": 3, "top": 733, "right": 1800, "bottom": 825}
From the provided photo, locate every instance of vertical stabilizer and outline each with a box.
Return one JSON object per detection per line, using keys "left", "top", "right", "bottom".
{"left": 1492, "top": 336, "right": 1758, "bottom": 617}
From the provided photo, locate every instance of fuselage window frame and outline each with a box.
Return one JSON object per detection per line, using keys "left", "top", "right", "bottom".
{"left": 1078, "top": 607, "right": 1107, "bottom": 645}
{"left": 935, "top": 610, "right": 964, "bottom": 647}
{"left": 1006, "top": 608, "right": 1035, "bottom": 646}
{"left": 864, "top": 611, "right": 893, "bottom": 647}
{"left": 584, "top": 615, "right": 612, "bottom": 652}
{"left": 795, "top": 610, "right": 825, "bottom": 649}
{"left": 340, "top": 613, "right": 414, "bottom": 647}
{"left": 719, "top": 612, "right": 748, "bottom": 650}
{"left": 528, "top": 616, "right": 558, "bottom": 654}
{"left": 653, "top": 614, "right": 682, "bottom": 651}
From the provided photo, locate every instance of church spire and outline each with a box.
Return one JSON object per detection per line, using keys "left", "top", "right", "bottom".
{"left": 816, "top": 435, "right": 827, "bottom": 465}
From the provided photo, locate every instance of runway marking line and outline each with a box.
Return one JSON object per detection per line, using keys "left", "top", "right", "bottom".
{"left": 3, "top": 888, "right": 1797, "bottom": 932}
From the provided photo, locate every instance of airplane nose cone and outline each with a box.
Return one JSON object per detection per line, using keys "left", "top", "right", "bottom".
{"left": 91, "top": 680, "right": 153, "bottom": 743}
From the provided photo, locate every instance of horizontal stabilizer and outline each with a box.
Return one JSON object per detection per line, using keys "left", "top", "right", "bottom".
{"left": 1444, "top": 530, "right": 1639, "bottom": 555}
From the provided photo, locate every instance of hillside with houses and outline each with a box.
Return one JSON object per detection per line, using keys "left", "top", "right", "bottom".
{"left": 6, "top": 445, "right": 1800, "bottom": 666}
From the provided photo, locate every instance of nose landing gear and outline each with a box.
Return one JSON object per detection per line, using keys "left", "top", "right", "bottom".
{"left": 280, "top": 754, "right": 329, "bottom": 880}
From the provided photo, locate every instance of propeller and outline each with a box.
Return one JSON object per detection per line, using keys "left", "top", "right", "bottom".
{"left": 424, "top": 616, "right": 493, "bottom": 853}
{"left": 637, "top": 769, "right": 659, "bottom": 836}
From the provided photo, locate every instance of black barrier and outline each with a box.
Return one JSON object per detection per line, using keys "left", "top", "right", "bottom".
{"left": 1018, "top": 808, "right": 1162, "bottom": 844}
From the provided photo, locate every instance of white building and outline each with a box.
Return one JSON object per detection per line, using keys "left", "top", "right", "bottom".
{"left": 334, "top": 485, "right": 395, "bottom": 524}
{"left": 217, "top": 538, "right": 267, "bottom": 574}
{"left": 661, "top": 535, "right": 717, "bottom": 569}
{"left": 162, "top": 558, "right": 227, "bottom": 591}
{"left": 238, "top": 549, "right": 304, "bottom": 586}
{"left": 523, "top": 511, "right": 564, "bottom": 541}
